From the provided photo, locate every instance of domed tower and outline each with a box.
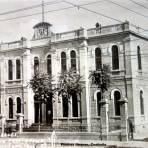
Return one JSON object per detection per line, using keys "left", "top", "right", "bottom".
{"left": 32, "top": 1, "right": 53, "bottom": 40}
{"left": 32, "top": 22, "right": 53, "bottom": 40}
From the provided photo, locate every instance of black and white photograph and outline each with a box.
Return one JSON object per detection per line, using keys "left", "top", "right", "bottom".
{"left": 0, "top": 0, "right": 147, "bottom": 147}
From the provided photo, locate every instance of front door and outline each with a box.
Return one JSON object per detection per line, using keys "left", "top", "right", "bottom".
{"left": 46, "top": 98, "right": 53, "bottom": 125}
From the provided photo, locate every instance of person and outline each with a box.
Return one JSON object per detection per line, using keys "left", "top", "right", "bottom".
{"left": 129, "top": 119, "right": 134, "bottom": 140}
{"left": 95, "top": 22, "right": 101, "bottom": 34}
{"left": 48, "top": 110, "right": 51, "bottom": 126}
{"left": 51, "top": 130, "right": 56, "bottom": 147}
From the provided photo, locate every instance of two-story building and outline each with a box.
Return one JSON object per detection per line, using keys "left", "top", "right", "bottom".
{"left": 0, "top": 21, "right": 148, "bottom": 139}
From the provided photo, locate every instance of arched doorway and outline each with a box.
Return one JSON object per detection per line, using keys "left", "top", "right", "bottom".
{"left": 9, "top": 98, "right": 13, "bottom": 118}
{"left": 46, "top": 96, "right": 53, "bottom": 125}
{"left": 34, "top": 95, "right": 53, "bottom": 125}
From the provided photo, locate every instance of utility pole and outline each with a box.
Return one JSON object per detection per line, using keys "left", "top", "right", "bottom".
{"left": 42, "top": 0, "right": 45, "bottom": 22}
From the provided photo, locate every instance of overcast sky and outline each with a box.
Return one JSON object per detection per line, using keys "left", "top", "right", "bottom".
{"left": 0, "top": 0, "right": 147, "bottom": 42}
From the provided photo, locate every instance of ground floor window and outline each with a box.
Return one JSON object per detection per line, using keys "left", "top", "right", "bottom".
{"left": 72, "top": 93, "right": 78, "bottom": 117}
{"left": 16, "top": 97, "right": 21, "bottom": 113}
{"left": 114, "top": 91, "right": 121, "bottom": 116}
{"left": 62, "top": 96, "right": 68, "bottom": 117}
{"left": 97, "top": 92, "right": 101, "bottom": 116}
{"left": 9, "top": 98, "right": 13, "bottom": 118}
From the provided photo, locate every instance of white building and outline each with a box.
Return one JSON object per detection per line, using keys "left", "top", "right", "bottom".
{"left": 0, "top": 21, "right": 148, "bottom": 140}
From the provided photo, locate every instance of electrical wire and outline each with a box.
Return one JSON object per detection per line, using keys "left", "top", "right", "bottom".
{"left": 63, "top": 1, "right": 148, "bottom": 34}
{"left": 106, "top": 0, "right": 148, "bottom": 19}
{"left": 0, "top": 0, "right": 64, "bottom": 16}
{"left": 0, "top": 0, "right": 147, "bottom": 35}
{"left": 129, "top": 0, "right": 148, "bottom": 10}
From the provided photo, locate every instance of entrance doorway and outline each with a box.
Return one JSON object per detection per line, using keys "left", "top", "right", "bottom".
{"left": 34, "top": 96, "right": 53, "bottom": 125}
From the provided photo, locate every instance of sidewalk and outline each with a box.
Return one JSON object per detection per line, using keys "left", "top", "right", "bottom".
{"left": 134, "top": 132, "right": 148, "bottom": 141}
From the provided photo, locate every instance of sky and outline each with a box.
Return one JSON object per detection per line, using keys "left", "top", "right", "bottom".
{"left": 0, "top": 0, "right": 147, "bottom": 42}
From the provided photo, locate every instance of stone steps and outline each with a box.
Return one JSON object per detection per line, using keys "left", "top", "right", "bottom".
{"left": 23, "top": 124, "right": 53, "bottom": 132}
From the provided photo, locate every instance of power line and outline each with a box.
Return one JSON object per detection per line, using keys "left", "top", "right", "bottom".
{"left": 0, "top": 0, "right": 147, "bottom": 35}
{"left": 0, "top": 0, "right": 64, "bottom": 16}
{"left": 0, "top": 6, "right": 74, "bottom": 22}
{"left": 129, "top": 0, "right": 148, "bottom": 10}
{"left": 63, "top": 0, "right": 148, "bottom": 34}
{"left": 106, "top": 0, "right": 148, "bottom": 20}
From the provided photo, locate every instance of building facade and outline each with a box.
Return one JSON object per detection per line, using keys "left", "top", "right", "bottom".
{"left": 0, "top": 21, "right": 148, "bottom": 139}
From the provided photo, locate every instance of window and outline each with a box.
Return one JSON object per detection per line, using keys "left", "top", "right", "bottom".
{"left": 62, "top": 96, "right": 68, "bottom": 117}
{"left": 72, "top": 92, "right": 78, "bottom": 117}
{"left": 61, "top": 52, "right": 67, "bottom": 73}
{"left": 140, "top": 90, "right": 144, "bottom": 115}
{"left": 8, "top": 60, "right": 13, "bottom": 80}
{"left": 95, "top": 48, "right": 102, "bottom": 70}
{"left": 34, "top": 57, "right": 39, "bottom": 74}
{"left": 70, "top": 50, "right": 76, "bottom": 70}
{"left": 112, "top": 45, "right": 119, "bottom": 70}
{"left": 97, "top": 92, "right": 101, "bottom": 116}
{"left": 137, "top": 46, "right": 142, "bottom": 70}
{"left": 9, "top": 98, "right": 13, "bottom": 118}
{"left": 114, "top": 91, "right": 121, "bottom": 116}
{"left": 47, "top": 55, "right": 52, "bottom": 75}
{"left": 16, "top": 97, "right": 21, "bottom": 113}
{"left": 16, "top": 59, "right": 21, "bottom": 79}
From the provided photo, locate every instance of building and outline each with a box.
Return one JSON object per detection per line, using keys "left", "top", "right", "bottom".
{"left": 0, "top": 21, "right": 148, "bottom": 140}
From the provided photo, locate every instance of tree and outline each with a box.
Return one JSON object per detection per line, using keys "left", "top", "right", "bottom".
{"left": 29, "top": 72, "right": 56, "bottom": 131}
{"left": 89, "top": 64, "right": 111, "bottom": 94}
{"left": 57, "top": 69, "right": 84, "bottom": 129}
{"left": 89, "top": 64, "right": 111, "bottom": 138}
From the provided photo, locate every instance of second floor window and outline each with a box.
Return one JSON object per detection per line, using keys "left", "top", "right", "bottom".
{"left": 61, "top": 52, "right": 67, "bottom": 73}
{"left": 16, "top": 59, "right": 21, "bottom": 79}
{"left": 34, "top": 57, "right": 39, "bottom": 74}
{"left": 47, "top": 55, "right": 52, "bottom": 75}
{"left": 95, "top": 48, "right": 102, "bottom": 70}
{"left": 8, "top": 60, "right": 13, "bottom": 80}
{"left": 137, "top": 46, "right": 142, "bottom": 70}
{"left": 70, "top": 50, "right": 76, "bottom": 70}
{"left": 112, "top": 45, "right": 119, "bottom": 70}
{"left": 140, "top": 90, "right": 144, "bottom": 115}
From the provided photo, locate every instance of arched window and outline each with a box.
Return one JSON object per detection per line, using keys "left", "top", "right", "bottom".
{"left": 16, "top": 97, "right": 21, "bottom": 113}
{"left": 95, "top": 48, "right": 102, "bottom": 70}
{"left": 97, "top": 92, "right": 101, "bottom": 116}
{"left": 16, "top": 59, "right": 21, "bottom": 79}
{"left": 8, "top": 60, "right": 13, "bottom": 80}
{"left": 34, "top": 57, "right": 39, "bottom": 74}
{"left": 137, "top": 46, "right": 142, "bottom": 70}
{"left": 72, "top": 92, "right": 78, "bottom": 117}
{"left": 62, "top": 96, "right": 68, "bottom": 117}
{"left": 114, "top": 91, "right": 121, "bottom": 116}
{"left": 9, "top": 98, "right": 13, "bottom": 118}
{"left": 140, "top": 90, "right": 144, "bottom": 115}
{"left": 47, "top": 55, "right": 52, "bottom": 75}
{"left": 112, "top": 45, "right": 119, "bottom": 70}
{"left": 70, "top": 50, "right": 76, "bottom": 70}
{"left": 61, "top": 52, "right": 67, "bottom": 73}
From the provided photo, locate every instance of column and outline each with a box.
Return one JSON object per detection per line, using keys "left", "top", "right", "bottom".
{"left": 16, "top": 113, "right": 24, "bottom": 134}
{"left": 100, "top": 98, "right": 109, "bottom": 140}
{"left": 22, "top": 49, "right": 33, "bottom": 125}
{"left": 119, "top": 97, "right": 128, "bottom": 141}
{"left": 0, "top": 115, "right": 6, "bottom": 137}
{"left": 84, "top": 40, "right": 91, "bottom": 132}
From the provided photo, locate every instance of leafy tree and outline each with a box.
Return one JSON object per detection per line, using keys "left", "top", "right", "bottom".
{"left": 30, "top": 72, "right": 56, "bottom": 101}
{"left": 29, "top": 72, "right": 56, "bottom": 130}
{"left": 57, "top": 69, "right": 84, "bottom": 115}
{"left": 89, "top": 64, "right": 111, "bottom": 93}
